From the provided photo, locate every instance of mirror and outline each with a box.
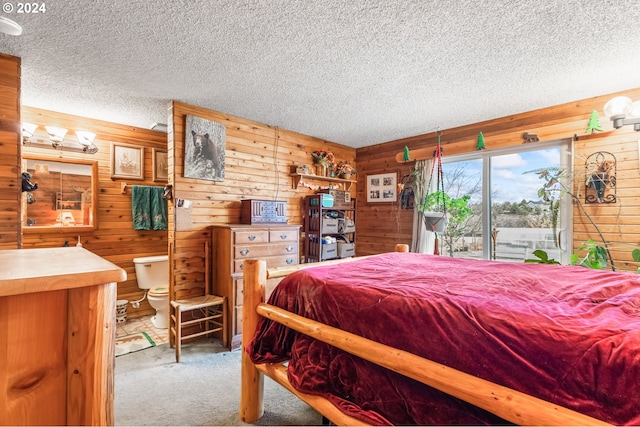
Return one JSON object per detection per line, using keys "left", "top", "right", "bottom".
{"left": 22, "top": 156, "right": 98, "bottom": 231}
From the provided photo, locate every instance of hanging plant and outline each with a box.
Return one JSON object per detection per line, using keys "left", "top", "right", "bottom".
{"left": 421, "top": 191, "right": 473, "bottom": 236}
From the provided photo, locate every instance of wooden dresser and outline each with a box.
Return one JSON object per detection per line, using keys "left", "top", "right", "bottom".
{"left": 211, "top": 224, "right": 300, "bottom": 350}
{"left": 0, "top": 247, "right": 126, "bottom": 426}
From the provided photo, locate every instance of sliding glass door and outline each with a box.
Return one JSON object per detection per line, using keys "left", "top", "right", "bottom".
{"left": 440, "top": 140, "right": 571, "bottom": 263}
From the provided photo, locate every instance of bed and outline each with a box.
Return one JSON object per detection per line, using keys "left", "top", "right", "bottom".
{"left": 240, "top": 246, "right": 640, "bottom": 425}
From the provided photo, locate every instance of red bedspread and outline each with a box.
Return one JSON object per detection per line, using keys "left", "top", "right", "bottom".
{"left": 247, "top": 252, "right": 640, "bottom": 425}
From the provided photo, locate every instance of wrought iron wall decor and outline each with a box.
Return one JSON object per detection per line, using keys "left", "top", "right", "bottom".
{"left": 585, "top": 151, "right": 616, "bottom": 204}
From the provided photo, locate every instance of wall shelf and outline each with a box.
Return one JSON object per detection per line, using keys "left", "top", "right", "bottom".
{"left": 290, "top": 173, "right": 357, "bottom": 190}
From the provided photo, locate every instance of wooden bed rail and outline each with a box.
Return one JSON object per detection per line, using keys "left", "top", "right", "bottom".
{"left": 240, "top": 246, "right": 610, "bottom": 426}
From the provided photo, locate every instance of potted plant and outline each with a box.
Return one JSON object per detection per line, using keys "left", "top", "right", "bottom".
{"left": 335, "top": 161, "right": 357, "bottom": 180}
{"left": 311, "top": 150, "right": 334, "bottom": 176}
{"left": 420, "top": 190, "right": 449, "bottom": 233}
{"left": 526, "top": 166, "right": 616, "bottom": 270}
{"left": 421, "top": 190, "right": 473, "bottom": 243}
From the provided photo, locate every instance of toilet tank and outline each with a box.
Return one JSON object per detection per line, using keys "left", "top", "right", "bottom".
{"left": 133, "top": 255, "right": 169, "bottom": 289}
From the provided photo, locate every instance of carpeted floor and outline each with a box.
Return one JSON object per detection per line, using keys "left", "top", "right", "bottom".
{"left": 115, "top": 339, "right": 322, "bottom": 426}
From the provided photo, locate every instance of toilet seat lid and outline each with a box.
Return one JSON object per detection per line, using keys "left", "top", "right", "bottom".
{"left": 148, "top": 286, "right": 169, "bottom": 297}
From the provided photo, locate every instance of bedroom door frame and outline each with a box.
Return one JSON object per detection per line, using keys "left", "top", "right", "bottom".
{"left": 442, "top": 138, "right": 573, "bottom": 263}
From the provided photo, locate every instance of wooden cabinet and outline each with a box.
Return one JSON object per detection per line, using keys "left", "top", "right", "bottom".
{"left": 303, "top": 194, "right": 356, "bottom": 263}
{"left": 211, "top": 224, "right": 300, "bottom": 350}
{"left": 0, "top": 247, "right": 126, "bottom": 426}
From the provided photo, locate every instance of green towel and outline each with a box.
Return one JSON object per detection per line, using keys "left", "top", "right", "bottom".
{"left": 132, "top": 186, "right": 167, "bottom": 230}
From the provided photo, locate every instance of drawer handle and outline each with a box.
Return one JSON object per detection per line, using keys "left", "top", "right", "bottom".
{"left": 239, "top": 262, "right": 244, "bottom": 270}
{"left": 280, "top": 233, "right": 288, "bottom": 239}
{"left": 286, "top": 245, "right": 294, "bottom": 252}
{"left": 286, "top": 258, "right": 294, "bottom": 264}
{"left": 248, "top": 234, "right": 256, "bottom": 241}
{"left": 240, "top": 248, "right": 249, "bottom": 256}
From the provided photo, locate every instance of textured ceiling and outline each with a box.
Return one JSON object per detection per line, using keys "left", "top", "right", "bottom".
{"left": 1, "top": 0, "right": 640, "bottom": 148}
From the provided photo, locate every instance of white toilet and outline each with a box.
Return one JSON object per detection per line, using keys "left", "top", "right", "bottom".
{"left": 133, "top": 255, "right": 169, "bottom": 329}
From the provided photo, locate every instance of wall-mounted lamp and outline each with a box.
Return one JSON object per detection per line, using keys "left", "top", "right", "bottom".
{"left": 22, "top": 122, "right": 38, "bottom": 142}
{"left": 0, "top": 16, "right": 22, "bottom": 36}
{"left": 44, "top": 126, "right": 68, "bottom": 147}
{"left": 22, "top": 123, "right": 99, "bottom": 154}
{"left": 75, "top": 131, "right": 96, "bottom": 151}
{"left": 603, "top": 96, "right": 640, "bottom": 131}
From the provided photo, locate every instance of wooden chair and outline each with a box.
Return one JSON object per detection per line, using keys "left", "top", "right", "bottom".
{"left": 169, "top": 241, "right": 228, "bottom": 362}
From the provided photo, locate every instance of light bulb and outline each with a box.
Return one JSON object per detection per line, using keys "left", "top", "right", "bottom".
{"left": 45, "top": 126, "right": 68, "bottom": 143}
{"left": 628, "top": 101, "right": 640, "bottom": 118}
{"left": 603, "top": 96, "right": 632, "bottom": 119}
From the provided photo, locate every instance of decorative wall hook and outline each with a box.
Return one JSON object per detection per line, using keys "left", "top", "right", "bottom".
{"left": 585, "top": 151, "right": 616, "bottom": 204}
{"left": 162, "top": 184, "right": 173, "bottom": 200}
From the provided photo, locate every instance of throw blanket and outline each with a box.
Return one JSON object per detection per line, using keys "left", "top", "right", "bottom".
{"left": 132, "top": 185, "right": 167, "bottom": 230}
{"left": 248, "top": 252, "right": 640, "bottom": 425}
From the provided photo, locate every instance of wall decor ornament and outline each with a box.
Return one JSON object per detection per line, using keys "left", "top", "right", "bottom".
{"left": 111, "top": 142, "right": 144, "bottom": 180}
{"left": 403, "top": 146, "right": 411, "bottom": 161}
{"left": 585, "top": 110, "right": 603, "bottom": 134}
{"left": 184, "top": 114, "right": 226, "bottom": 181}
{"left": 152, "top": 148, "right": 168, "bottom": 182}
{"left": 366, "top": 172, "right": 398, "bottom": 203}
{"left": 585, "top": 151, "right": 616, "bottom": 204}
{"left": 476, "top": 132, "right": 486, "bottom": 150}
{"left": 522, "top": 132, "right": 539, "bottom": 143}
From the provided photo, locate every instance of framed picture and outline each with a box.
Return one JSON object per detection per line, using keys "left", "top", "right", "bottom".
{"left": 111, "top": 142, "right": 144, "bottom": 180}
{"left": 153, "top": 148, "right": 168, "bottom": 182}
{"left": 184, "top": 114, "right": 226, "bottom": 181}
{"left": 367, "top": 172, "right": 398, "bottom": 203}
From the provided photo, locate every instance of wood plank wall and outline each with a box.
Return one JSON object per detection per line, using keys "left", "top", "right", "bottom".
{"left": 355, "top": 88, "right": 640, "bottom": 272}
{"left": 21, "top": 107, "right": 169, "bottom": 318}
{"left": 0, "top": 53, "right": 21, "bottom": 249}
{"left": 168, "top": 101, "right": 356, "bottom": 300}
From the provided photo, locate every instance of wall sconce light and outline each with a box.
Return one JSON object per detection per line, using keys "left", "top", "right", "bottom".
{"left": 22, "top": 123, "right": 99, "bottom": 154}
{"left": 45, "top": 126, "right": 68, "bottom": 147}
{"left": 75, "top": 131, "right": 97, "bottom": 152}
{"left": 0, "top": 16, "right": 22, "bottom": 36}
{"left": 22, "top": 122, "right": 38, "bottom": 143}
{"left": 603, "top": 96, "right": 640, "bottom": 131}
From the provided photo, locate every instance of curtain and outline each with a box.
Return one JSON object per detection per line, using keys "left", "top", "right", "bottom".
{"left": 411, "top": 159, "right": 436, "bottom": 254}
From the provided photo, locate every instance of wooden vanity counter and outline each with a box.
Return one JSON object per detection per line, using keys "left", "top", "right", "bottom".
{"left": 0, "top": 247, "right": 126, "bottom": 426}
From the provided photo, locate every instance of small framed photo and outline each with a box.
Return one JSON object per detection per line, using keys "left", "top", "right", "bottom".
{"left": 153, "top": 148, "right": 168, "bottom": 182}
{"left": 111, "top": 142, "right": 144, "bottom": 180}
{"left": 367, "top": 172, "right": 398, "bottom": 203}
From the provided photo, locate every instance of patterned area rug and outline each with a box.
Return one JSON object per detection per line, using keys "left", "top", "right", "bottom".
{"left": 115, "top": 332, "right": 156, "bottom": 357}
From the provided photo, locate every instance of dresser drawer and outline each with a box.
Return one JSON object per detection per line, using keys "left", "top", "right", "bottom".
{"left": 234, "top": 253, "right": 298, "bottom": 273}
{"left": 234, "top": 230, "right": 269, "bottom": 244}
{"left": 269, "top": 229, "right": 298, "bottom": 242}
{"left": 234, "top": 242, "right": 297, "bottom": 259}
{"left": 235, "top": 277, "right": 283, "bottom": 306}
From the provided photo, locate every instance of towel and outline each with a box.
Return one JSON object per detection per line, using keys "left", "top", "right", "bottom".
{"left": 132, "top": 185, "right": 168, "bottom": 230}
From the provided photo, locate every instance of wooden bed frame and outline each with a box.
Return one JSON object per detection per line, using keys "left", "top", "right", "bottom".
{"left": 239, "top": 245, "right": 611, "bottom": 426}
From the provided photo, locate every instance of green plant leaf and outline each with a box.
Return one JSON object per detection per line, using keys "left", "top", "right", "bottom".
{"left": 524, "top": 249, "right": 561, "bottom": 265}
{"left": 570, "top": 253, "right": 579, "bottom": 265}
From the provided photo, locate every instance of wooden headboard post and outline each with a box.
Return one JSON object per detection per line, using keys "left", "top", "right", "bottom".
{"left": 240, "top": 259, "right": 266, "bottom": 423}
